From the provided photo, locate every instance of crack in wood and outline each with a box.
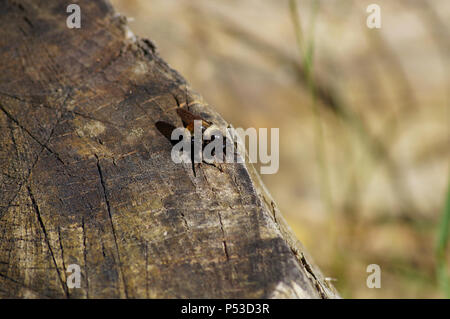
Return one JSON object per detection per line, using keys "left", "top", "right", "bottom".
{"left": 300, "top": 253, "right": 326, "bottom": 299}
{"left": 0, "top": 91, "right": 69, "bottom": 219}
{"left": 27, "top": 186, "right": 69, "bottom": 298}
{"left": 57, "top": 226, "right": 67, "bottom": 294}
{"left": 94, "top": 154, "right": 129, "bottom": 298}
{"left": 218, "top": 212, "right": 230, "bottom": 262}
{"left": 0, "top": 103, "right": 65, "bottom": 165}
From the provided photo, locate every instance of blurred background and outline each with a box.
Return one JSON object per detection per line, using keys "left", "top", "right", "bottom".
{"left": 110, "top": 0, "right": 449, "bottom": 298}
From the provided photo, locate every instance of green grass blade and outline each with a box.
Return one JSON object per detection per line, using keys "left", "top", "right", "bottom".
{"left": 436, "top": 178, "right": 450, "bottom": 298}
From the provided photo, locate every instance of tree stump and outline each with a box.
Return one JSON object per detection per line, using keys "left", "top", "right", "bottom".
{"left": 0, "top": 0, "right": 338, "bottom": 298}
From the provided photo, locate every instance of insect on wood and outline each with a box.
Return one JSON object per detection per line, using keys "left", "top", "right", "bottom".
{"left": 155, "top": 105, "right": 230, "bottom": 177}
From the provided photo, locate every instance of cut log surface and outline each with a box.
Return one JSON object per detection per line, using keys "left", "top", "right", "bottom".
{"left": 0, "top": 0, "right": 339, "bottom": 298}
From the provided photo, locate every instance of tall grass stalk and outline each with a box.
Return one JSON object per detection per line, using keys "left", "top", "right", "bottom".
{"left": 436, "top": 179, "right": 450, "bottom": 297}
{"left": 289, "top": 0, "right": 335, "bottom": 236}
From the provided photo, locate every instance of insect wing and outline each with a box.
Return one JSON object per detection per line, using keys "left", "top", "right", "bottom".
{"left": 176, "top": 108, "right": 211, "bottom": 134}
{"left": 176, "top": 108, "right": 203, "bottom": 126}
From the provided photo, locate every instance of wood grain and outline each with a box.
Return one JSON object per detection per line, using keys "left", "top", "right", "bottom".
{"left": 0, "top": 0, "right": 338, "bottom": 298}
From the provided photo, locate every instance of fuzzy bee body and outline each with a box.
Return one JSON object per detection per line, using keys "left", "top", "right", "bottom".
{"left": 156, "top": 107, "right": 231, "bottom": 177}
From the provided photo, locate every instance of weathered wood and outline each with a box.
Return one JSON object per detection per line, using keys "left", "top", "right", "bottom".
{"left": 0, "top": 0, "right": 338, "bottom": 298}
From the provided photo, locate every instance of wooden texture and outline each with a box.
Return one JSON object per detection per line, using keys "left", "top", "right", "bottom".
{"left": 0, "top": 0, "right": 338, "bottom": 298}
